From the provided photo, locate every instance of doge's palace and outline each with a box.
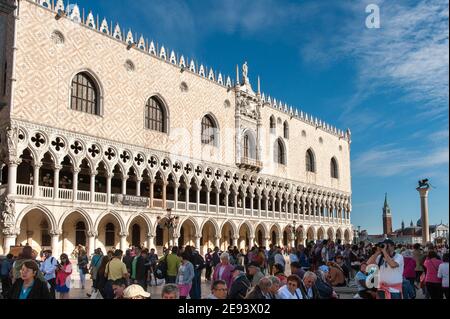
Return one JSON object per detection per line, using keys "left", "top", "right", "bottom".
{"left": 0, "top": 0, "right": 353, "bottom": 257}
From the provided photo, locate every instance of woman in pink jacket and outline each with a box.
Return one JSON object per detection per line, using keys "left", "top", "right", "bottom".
{"left": 212, "top": 252, "right": 234, "bottom": 289}
{"left": 423, "top": 250, "right": 443, "bottom": 299}
{"left": 402, "top": 250, "right": 417, "bottom": 288}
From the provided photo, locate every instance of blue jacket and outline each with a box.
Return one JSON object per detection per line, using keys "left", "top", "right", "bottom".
{"left": 176, "top": 261, "right": 194, "bottom": 285}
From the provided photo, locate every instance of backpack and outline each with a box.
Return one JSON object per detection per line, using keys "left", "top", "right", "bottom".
{"left": 155, "top": 255, "right": 168, "bottom": 279}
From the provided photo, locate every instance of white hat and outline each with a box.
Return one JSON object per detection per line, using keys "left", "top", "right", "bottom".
{"left": 123, "top": 285, "right": 151, "bottom": 299}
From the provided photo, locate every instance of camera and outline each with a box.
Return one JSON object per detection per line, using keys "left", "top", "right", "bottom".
{"left": 376, "top": 243, "right": 385, "bottom": 249}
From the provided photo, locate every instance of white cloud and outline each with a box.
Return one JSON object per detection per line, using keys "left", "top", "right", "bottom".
{"left": 353, "top": 144, "right": 449, "bottom": 177}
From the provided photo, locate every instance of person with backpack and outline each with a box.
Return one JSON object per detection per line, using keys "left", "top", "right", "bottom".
{"left": 77, "top": 249, "right": 89, "bottom": 290}
{"left": 159, "top": 246, "right": 181, "bottom": 284}
{"left": 204, "top": 248, "right": 213, "bottom": 282}
{"left": 147, "top": 248, "right": 159, "bottom": 286}
{"left": 87, "top": 248, "right": 103, "bottom": 297}
{"left": 39, "top": 249, "right": 58, "bottom": 299}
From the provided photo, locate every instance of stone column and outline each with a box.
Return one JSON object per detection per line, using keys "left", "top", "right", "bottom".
{"left": 417, "top": 187, "right": 431, "bottom": 243}
{"left": 136, "top": 178, "right": 142, "bottom": 197}
{"left": 250, "top": 193, "right": 254, "bottom": 212}
{"left": 0, "top": 163, "right": 3, "bottom": 185}
{"left": 162, "top": 181, "right": 168, "bottom": 209}
{"left": 232, "top": 236, "right": 238, "bottom": 248}
{"left": 87, "top": 231, "right": 98, "bottom": 256}
{"left": 265, "top": 196, "right": 269, "bottom": 217}
{"left": 90, "top": 172, "right": 96, "bottom": 203}
{"left": 121, "top": 175, "right": 128, "bottom": 195}
{"left": 264, "top": 237, "right": 270, "bottom": 248}
{"left": 7, "top": 160, "right": 20, "bottom": 196}
{"left": 174, "top": 182, "right": 179, "bottom": 209}
{"left": 216, "top": 190, "right": 220, "bottom": 213}
{"left": 214, "top": 236, "right": 220, "bottom": 248}
{"left": 3, "top": 228, "right": 19, "bottom": 255}
{"left": 149, "top": 180, "right": 154, "bottom": 207}
{"left": 278, "top": 196, "right": 282, "bottom": 213}
{"left": 106, "top": 174, "right": 112, "bottom": 205}
{"left": 225, "top": 190, "right": 229, "bottom": 214}
{"left": 249, "top": 236, "right": 255, "bottom": 250}
{"left": 53, "top": 165, "right": 61, "bottom": 199}
{"left": 32, "top": 163, "right": 41, "bottom": 198}
{"left": 206, "top": 186, "right": 210, "bottom": 212}
{"left": 147, "top": 233, "right": 154, "bottom": 250}
{"left": 72, "top": 168, "right": 79, "bottom": 202}
{"left": 195, "top": 235, "right": 201, "bottom": 251}
{"left": 119, "top": 232, "right": 128, "bottom": 251}
{"left": 50, "top": 230, "right": 62, "bottom": 258}
{"left": 185, "top": 186, "right": 190, "bottom": 211}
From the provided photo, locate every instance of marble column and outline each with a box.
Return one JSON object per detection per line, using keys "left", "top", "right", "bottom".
{"left": 149, "top": 180, "right": 154, "bottom": 207}
{"left": 53, "top": 165, "right": 61, "bottom": 199}
{"left": 147, "top": 234, "right": 155, "bottom": 250}
{"left": 50, "top": 230, "right": 62, "bottom": 258}
{"left": 214, "top": 236, "right": 220, "bottom": 248}
{"left": 121, "top": 175, "right": 128, "bottom": 195}
{"left": 90, "top": 172, "right": 96, "bottom": 203}
{"left": 33, "top": 163, "right": 41, "bottom": 198}
{"left": 87, "top": 231, "right": 98, "bottom": 256}
{"left": 136, "top": 178, "right": 142, "bottom": 197}
{"left": 7, "top": 160, "right": 19, "bottom": 196}
{"left": 417, "top": 187, "right": 431, "bottom": 243}
{"left": 162, "top": 181, "right": 168, "bottom": 209}
{"left": 195, "top": 235, "right": 201, "bottom": 251}
{"left": 106, "top": 174, "right": 112, "bottom": 205}
{"left": 2, "top": 228, "right": 19, "bottom": 255}
{"left": 72, "top": 168, "right": 79, "bottom": 202}
{"left": 249, "top": 236, "right": 255, "bottom": 250}
{"left": 119, "top": 232, "right": 128, "bottom": 251}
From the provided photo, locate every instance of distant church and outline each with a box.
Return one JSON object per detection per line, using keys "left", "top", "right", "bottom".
{"left": 360, "top": 194, "right": 448, "bottom": 245}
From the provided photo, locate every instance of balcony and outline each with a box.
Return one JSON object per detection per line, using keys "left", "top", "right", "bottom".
{"left": 237, "top": 157, "right": 263, "bottom": 172}
{"left": 10, "top": 183, "right": 350, "bottom": 225}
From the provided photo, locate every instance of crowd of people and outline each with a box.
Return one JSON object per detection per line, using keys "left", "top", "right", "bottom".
{"left": 0, "top": 239, "right": 448, "bottom": 300}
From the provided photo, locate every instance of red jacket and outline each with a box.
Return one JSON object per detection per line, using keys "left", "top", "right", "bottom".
{"left": 212, "top": 263, "right": 234, "bottom": 289}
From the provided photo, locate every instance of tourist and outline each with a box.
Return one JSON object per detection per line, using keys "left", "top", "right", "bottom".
{"left": 160, "top": 246, "right": 181, "bottom": 284}
{"left": 212, "top": 252, "right": 234, "bottom": 289}
{"left": 12, "top": 246, "right": 43, "bottom": 284}
{"left": 77, "top": 248, "right": 89, "bottom": 290}
{"left": 94, "top": 253, "right": 110, "bottom": 298}
{"left": 315, "top": 266, "right": 337, "bottom": 299}
{"left": 290, "top": 261, "right": 306, "bottom": 280}
{"left": 104, "top": 249, "right": 129, "bottom": 299}
{"left": 132, "top": 248, "right": 149, "bottom": 291}
{"left": 162, "top": 283, "right": 179, "bottom": 299}
{"left": 277, "top": 274, "right": 303, "bottom": 299}
{"left": 204, "top": 248, "right": 213, "bottom": 281}
{"left": 248, "top": 261, "right": 265, "bottom": 287}
{"left": 9, "top": 261, "right": 50, "bottom": 299}
{"left": 437, "top": 253, "right": 449, "bottom": 299}
{"left": 272, "top": 263, "right": 287, "bottom": 285}
{"left": 335, "top": 255, "right": 350, "bottom": 282}
{"left": 413, "top": 243, "right": 425, "bottom": 286}
{"left": 246, "top": 277, "right": 276, "bottom": 299}
{"left": 206, "top": 280, "right": 228, "bottom": 299}
{"left": 298, "top": 245, "right": 311, "bottom": 271}
{"left": 112, "top": 278, "right": 127, "bottom": 299}
{"left": 211, "top": 247, "right": 221, "bottom": 270}
{"left": 55, "top": 253, "right": 72, "bottom": 299}
{"left": 1, "top": 253, "right": 14, "bottom": 298}
{"left": 87, "top": 248, "right": 103, "bottom": 297}
{"left": 39, "top": 249, "right": 58, "bottom": 298}
{"left": 186, "top": 246, "right": 205, "bottom": 299}
{"left": 122, "top": 249, "right": 134, "bottom": 279}
{"left": 354, "top": 262, "right": 376, "bottom": 299}
{"left": 228, "top": 265, "right": 251, "bottom": 299}
{"left": 267, "top": 276, "right": 281, "bottom": 299}
{"left": 367, "top": 239, "right": 404, "bottom": 299}
{"left": 402, "top": 249, "right": 417, "bottom": 299}
{"left": 176, "top": 252, "right": 194, "bottom": 299}
{"left": 300, "top": 271, "right": 320, "bottom": 299}
{"left": 326, "top": 261, "right": 346, "bottom": 287}
{"left": 423, "top": 250, "right": 443, "bottom": 299}
{"left": 273, "top": 247, "right": 285, "bottom": 270}
{"left": 289, "top": 247, "right": 299, "bottom": 264}
{"left": 123, "top": 284, "right": 151, "bottom": 299}
{"left": 147, "top": 248, "right": 159, "bottom": 286}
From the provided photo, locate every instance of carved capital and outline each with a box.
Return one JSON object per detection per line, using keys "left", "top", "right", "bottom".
{"left": 2, "top": 227, "right": 20, "bottom": 237}
{"left": 146, "top": 232, "right": 155, "bottom": 238}
{"left": 87, "top": 230, "right": 98, "bottom": 237}
{"left": 119, "top": 232, "right": 128, "bottom": 237}
{"left": 49, "top": 229, "right": 63, "bottom": 236}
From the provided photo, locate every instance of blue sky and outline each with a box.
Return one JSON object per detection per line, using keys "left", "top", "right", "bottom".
{"left": 72, "top": 0, "right": 449, "bottom": 234}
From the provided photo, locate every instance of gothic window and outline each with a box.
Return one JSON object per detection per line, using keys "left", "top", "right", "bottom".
{"left": 105, "top": 223, "right": 115, "bottom": 246}
{"left": 145, "top": 96, "right": 167, "bottom": 133}
{"left": 270, "top": 116, "right": 276, "bottom": 134}
{"left": 283, "top": 121, "right": 289, "bottom": 139}
{"left": 331, "top": 157, "right": 339, "bottom": 179}
{"left": 201, "top": 115, "right": 218, "bottom": 146}
{"left": 274, "top": 138, "right": 286, "bottom": 165}
{"left": 306, "top": 149, "right": 316, "bottom": 173}
{"left": 243, "top": 135, "right": 249, "bottom": 158}
{"left": 70, "top": 72, "right": 100, "bottom": 115}
{"left": 243, "top": 131, "right": 256, "bottom": 159}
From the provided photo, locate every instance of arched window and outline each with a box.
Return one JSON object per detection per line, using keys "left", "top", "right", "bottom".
{"left": 70, "top": 72, "right": 100, "bottom": 115}
{"left": 105, "top": 223, "right": 115, "bottom": 247}
{"left": 201, "top": 115, "right": 218, "bottom": 146}
{"left": 75, "top": 221, "right": 87, "bottom": 246}
{"left": 270, "top": 116, "right": 276, "bottom": 133}
{"left": 283, "top": 121, "right": 289, "bottom": 139}
{"left": 145, "top": 96, "right": 167, "bottom": 133}
{"left": 306, "top": 149, "right": 316, "bottom": 172}
{"left": 331, "top": 157, "right": 339, "bottom": 179}
{"left": 243, "top": 130, "right": 256, "bottom": 159}
{"left": 274, "top": 138, "right": 286, "bottom": 165}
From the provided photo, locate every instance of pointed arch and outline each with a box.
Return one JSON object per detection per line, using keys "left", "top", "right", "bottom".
{"left": 125, "top": 213, "right": 153, "bottom": 235}
{"left": 94, "top": 210, "right": 126, "bottom": 233}
{"left": 306, "top": 148, "right": 316, "bottom": 173}
{"left": 176, "top": 216, "right": 200, "bottom": 237}
{"left": 220, "top": 220, "right": 238, "bottom": 237}
{"left": 274, "top": 138, "right": 286, "bottom": 165}
{"left": 201, "top": 113, "right": 220, "bottom": 146}
{"left": 145, "top": 94, "right": 170, "bottom": 134}
{"left": 201, "top": 218, "right": 220, "bottom": 236}
{"left": 16, "top": 204, "right": 58, "bottom": 231}
{"left": 58, "top": 208, "right": 94, "bottom": 232}
{"left": 331, "top": 157, "right": 339, "bottom": 179}
{"left": 69, "top": 69, "right": 104, "bottom": 116}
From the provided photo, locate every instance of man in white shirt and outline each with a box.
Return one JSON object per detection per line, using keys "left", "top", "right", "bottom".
{"left": 437, "top": 253, "right": 449, "bottom": 299}
{"left": 39, "top": 249, "right": 58, "bottom": 299}
{"left": 367, "top": 239, "right": 404, "bottom": 299}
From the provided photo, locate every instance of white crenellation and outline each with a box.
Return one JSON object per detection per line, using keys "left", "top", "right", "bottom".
{"left": 55, "top": 0, "right": 65, "bottom": 13}
{"left": 125, "top": 30, "right": 134, "bottom": 45}
{"left": 179, "top": 56, "right": 186, "bottom": 69}
{"left": 138, "top": 36, "right": 145, "bottom": 50}
{"left": 159, "top": 46, "right": 166, "bottom": 60}
{"left": 100, "top": 18, "right": 109, "bottom": 34}
{"left": 169, "top": 51, "right": 177, "bottom": 64}
{"left": 86, "top": 11, "right": 95, "bottom": 29}
{"left": 149, "top": 41, "right": 156, "bottom": 55}
{"left": 189, "top": 60, "right": 196, "bottom": 73}
{"left": 70, "top": 4, "right": 81, "bottom": 23}
{"left": 113, "top": 23, "right": 122, "bottom": 40}
{"left": 208, "top": 68, "right": 215, "bottom": 81}
{"left": 199, "top": 65, "right": 205, "bottom": 77}
{"left": 218, "top": 73, "right": 223, "bottom": 85}
{"left": 226, "top": 76, "right": 232, "bottom": 88}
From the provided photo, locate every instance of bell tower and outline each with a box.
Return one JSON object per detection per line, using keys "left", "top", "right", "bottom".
{"left": 382, "top": 193, "right": 393, "bottom": 235}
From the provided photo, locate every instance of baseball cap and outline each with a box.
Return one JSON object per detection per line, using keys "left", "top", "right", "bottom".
{"left": 123, "top": 285, "right": 151, "bottom": 299}
{"left": 233, "top": 265, "right": 245, "bottom": 272}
